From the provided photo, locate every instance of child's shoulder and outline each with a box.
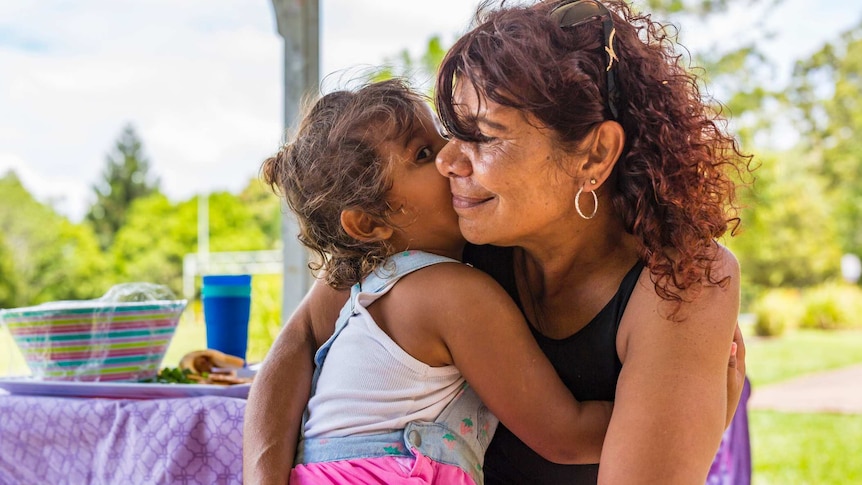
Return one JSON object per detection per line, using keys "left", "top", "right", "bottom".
{"left": 387, "top": 259, "right": 514, "bottom": 314}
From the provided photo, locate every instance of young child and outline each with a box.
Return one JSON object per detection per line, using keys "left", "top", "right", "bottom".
{"left": 261, "top": 79, "right": 612, "bottom": 485}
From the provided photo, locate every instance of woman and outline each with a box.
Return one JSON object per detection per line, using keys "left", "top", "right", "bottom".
{"left": 244, "top": 1, "right": 750, "bottom": 483}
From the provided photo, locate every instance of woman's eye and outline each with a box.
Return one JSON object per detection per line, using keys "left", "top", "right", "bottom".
{"left": 416, "top": 146, "right": 433, "bottom": 160}
{"left": 468, "top": 129, "right": 494, "bottom": 144}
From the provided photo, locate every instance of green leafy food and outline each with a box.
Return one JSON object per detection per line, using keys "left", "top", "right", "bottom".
{"left": 143, "top": 367, "right": 196, "bottom": 384}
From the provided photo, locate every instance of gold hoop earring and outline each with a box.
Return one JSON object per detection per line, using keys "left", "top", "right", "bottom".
{"left": 575, "top": 185, "right": 598, "bottom": 220}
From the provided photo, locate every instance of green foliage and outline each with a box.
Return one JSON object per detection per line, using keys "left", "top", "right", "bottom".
{"left": 799, "top": 283, "right": 862, "bottom": 330}
{"left": 247, "top": 273, "right": 284, "bottom": 363}
{"left": 787, "top": 21, "right": 862, "bottom": 256}
{"left": 205, "top": 191, "right": 270, "bottom": 252}
{"left": 239, "top": 178, "right": 283, "bottom": 249}
{"left": 0, "top": 233, "right": 19, "bottom": 308}
{"left": 0, "top": 171, "right": 109, "bottom": 306}
{"left": 751, "top": 288, "right": 803, "bottom": 337}
{"left": 728, "top": 152, "right": 842, "bottom": 289}
{"left": 370, "top": 35, "right": 449, "bottom": 95}
{"left": 111, "top": 190, "right": 270, "bottom": 296}
{"left": 112, "top": 193, "right": 187, "bottom": 294}
{"left": 751, "top": 411, "right": 862, "bottom": 484}
{"left": 86, "top": 123, "right": 161, "bottom": 250}
{"left": 33, "top": 220, "right": 112, "bottom": 302}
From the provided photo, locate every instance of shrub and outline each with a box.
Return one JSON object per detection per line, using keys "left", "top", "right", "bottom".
{"left": 247, "top": 274, "right": 284, "bottom": 362}
{"left": 752, "top": 289, "right": 804, "bottom": 337}
{"left": 800, "top": 283, "right": 862, "bottom": 330}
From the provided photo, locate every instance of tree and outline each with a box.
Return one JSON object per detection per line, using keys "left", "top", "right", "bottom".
{"left": 86, "top": 123, "right": 161, "bottom": 250}
{"left": 727, "top": 151, "right": 842, "bottom": 299}
{"left": 110, "top": 194, "right": 182, "bottom": 294}
{"left": 786, "top": 21, "right": 862, "bottom": 257}
{"left": 370, "top": 35, "right": 449, "bottom": 95}
{"left": 0, "top": 233, "right": 19, "bottom": 308}
{"left": 239, "top": 177, "right": 283, "bottom": 249}
{"left": 112, "top": 191, "right": 270, "bottom": 296}
{"left": 0, "top": 171, "right": 109, "bottom": 305}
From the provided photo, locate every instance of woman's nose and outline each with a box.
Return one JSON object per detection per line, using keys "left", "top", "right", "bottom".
{"left": 436, "top": 139, "right": 472, "bottom": 178}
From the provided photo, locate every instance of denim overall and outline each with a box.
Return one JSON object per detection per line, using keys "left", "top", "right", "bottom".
{"left": 295, "top": 250, "right": 499, "bottom": 485}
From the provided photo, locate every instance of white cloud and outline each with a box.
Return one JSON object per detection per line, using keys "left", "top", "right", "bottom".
{"left": 0, "top": 0, "right": 859, "bottom": 222}
{"left": 0, "top": 1, "right": 284, "bottom": 221}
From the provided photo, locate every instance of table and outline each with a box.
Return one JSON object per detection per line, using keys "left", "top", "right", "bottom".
{"left": 0, "top": 381, "right": 751, "bottom": 485}
{"left": 0, "top": 395, "right": 245, "bottom": 484}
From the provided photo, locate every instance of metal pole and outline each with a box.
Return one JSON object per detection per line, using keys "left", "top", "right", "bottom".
{"left": 197, "top": 193, "right": 209, "bottom": 273}
{"left": 270, "top": 0, "right": 320, "bottom": 322}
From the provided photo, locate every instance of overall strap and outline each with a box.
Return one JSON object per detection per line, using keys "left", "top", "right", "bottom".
{"left": 302, "top": 251, "right": 461, "bottom": 438}
{"left": 360, "top": 250, "right": 459, "bottom": 295}
{"left": 297, "top": 250, "right": 497, "bottom": 484}
{"left": 312, "top": 250, "right": 459, "bottom": 371}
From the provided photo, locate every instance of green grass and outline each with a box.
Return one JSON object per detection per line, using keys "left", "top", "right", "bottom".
{"left": 745, "top": 329, "right": 862, "bottom": 387}
{"left": 742, "top": 329, "right": 862, "bottom": 484}
{"left": 751, "top": 411, "right": 862, "bottom": 484}
{"left": 161, "top": 311, "right": 207, "bottom": 367}
{"left": 0, "top": 326, "right": 29, "bottom": 376}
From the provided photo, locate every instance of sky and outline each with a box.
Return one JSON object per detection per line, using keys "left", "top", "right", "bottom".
{"left": 0, "top": 0, "right": 859, "bottom": 222}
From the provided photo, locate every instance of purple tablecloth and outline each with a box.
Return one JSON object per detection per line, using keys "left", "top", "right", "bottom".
{"left": 0, "top": 395, "right": 245, "bottom": 485}
{"left": 0, "top": 382, "right": 752, "bottom": 485}
{"left": 708, "top": 377, "right": 753, "bottom": 485}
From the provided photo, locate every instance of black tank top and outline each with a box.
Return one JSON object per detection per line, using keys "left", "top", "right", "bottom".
{"left": 463, "top": 244, "right": 645, "bottom": 484}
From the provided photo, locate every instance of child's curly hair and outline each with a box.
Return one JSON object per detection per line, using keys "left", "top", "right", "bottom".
{"left": 262, "top": 79, "right": 427, "bottom": 289}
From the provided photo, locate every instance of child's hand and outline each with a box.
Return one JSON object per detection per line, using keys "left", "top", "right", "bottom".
{"left": 725, "top": 323, "right": 746, "bottom": 427}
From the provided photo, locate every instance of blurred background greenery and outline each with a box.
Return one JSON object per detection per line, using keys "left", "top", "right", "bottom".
{"left": 1, "top": 0, "right": 861, "bottom": 482}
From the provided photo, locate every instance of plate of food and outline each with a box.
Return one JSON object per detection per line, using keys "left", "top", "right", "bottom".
{"left": 0, "top": 349, "right": 257, "bottom": 400}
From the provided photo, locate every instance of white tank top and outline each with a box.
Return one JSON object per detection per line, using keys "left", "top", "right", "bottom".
{"left": 303, "top": 275, "right": 465, "bottom": 438}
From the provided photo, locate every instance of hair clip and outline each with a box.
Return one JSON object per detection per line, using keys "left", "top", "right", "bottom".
{"left": 550, "top": 0, "right": 619, "bottom": 119}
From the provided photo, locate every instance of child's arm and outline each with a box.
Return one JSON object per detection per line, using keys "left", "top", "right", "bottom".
{"left": 242, "top": 280, "right": 348, "bottom": 485}
{"left": 381, "top": 263, "right": 612, "bottom": 464}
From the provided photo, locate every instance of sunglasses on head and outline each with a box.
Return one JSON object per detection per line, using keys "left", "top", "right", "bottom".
{"left": 549, "top": 0, "right": 619, "bottom": 119}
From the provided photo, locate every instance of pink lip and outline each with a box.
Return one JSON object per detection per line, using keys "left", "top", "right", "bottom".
{"left": 451, "top": 194, "right": 493, "bottom": 209}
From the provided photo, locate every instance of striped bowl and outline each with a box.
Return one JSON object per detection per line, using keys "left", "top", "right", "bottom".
{"left": 0, "top": 299, "right": 187, "bottom": 382}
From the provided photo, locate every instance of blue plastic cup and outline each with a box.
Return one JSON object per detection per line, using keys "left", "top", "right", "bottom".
{"left": 202, "top": 274, "right": 251, "bottom": 362}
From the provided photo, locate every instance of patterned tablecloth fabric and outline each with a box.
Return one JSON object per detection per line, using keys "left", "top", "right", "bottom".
{"left": 708, "top": 377, "right": 753, "bottom": 485}
{"left": 0, "top": 385, "right": 752, "bottom": 485}
{"left": 0, "top": 395, "right": 245, "bottom": 485}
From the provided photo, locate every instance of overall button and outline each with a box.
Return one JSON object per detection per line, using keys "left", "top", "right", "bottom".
{"left": 407, "top": 430, "right": 422, "bottom": 447}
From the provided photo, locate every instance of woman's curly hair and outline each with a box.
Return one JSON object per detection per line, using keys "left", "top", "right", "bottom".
{"left": 436, "top": 0, "right": 753, "bottom": 305}
{"left": 262, "top": 79, "right": 426, "bottom": 289}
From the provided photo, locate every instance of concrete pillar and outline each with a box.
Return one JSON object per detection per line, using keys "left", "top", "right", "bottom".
{"left": 270, "top": 0, "right": 320, "bottom": 321}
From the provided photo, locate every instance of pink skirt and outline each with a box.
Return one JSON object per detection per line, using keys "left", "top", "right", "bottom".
{"left": 290, "top": 451, "right": 475, "bottom": 484}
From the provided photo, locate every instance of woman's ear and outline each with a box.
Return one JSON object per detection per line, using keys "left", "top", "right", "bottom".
{"left": 340, "top": 209, "right": 394, "bottom": 242}
{"left": 584, "top": 120, "right": 625, "bottom": 187}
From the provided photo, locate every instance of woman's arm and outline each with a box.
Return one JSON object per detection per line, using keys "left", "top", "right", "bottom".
{"left": 599, "top": 247, "right": 741, "bottom": 484}
{"left": 242, "top": 280, "right": 348, "bottom": 485}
